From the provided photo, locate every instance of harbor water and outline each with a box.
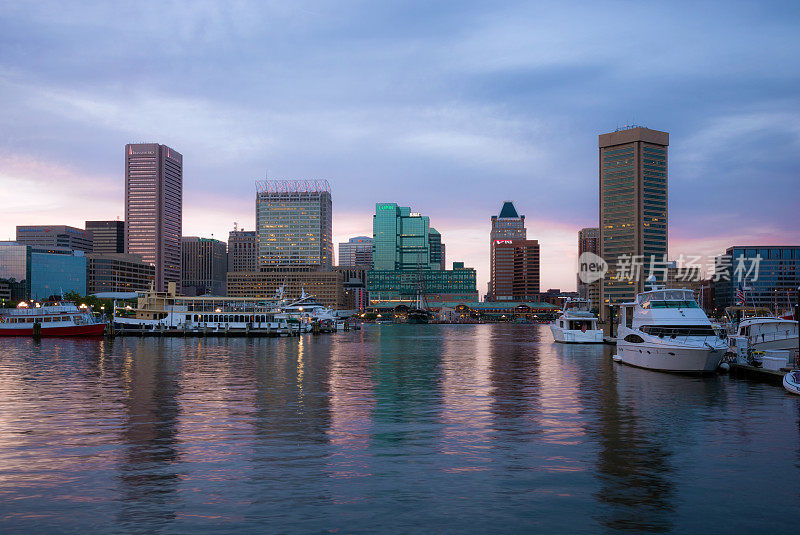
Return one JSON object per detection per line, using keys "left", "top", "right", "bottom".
{"left": 0, "top": 324, "right": 798, "bottom": 533}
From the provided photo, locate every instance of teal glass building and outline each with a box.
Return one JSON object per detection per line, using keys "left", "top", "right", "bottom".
{"left": 373, "top": 203, "right": 441, "bottom": 271}
{"left": 368, "top": 204, "right": 477, "bottom": 303}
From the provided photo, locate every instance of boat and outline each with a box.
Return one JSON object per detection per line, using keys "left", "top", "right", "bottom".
{"left": 0, "top": 301, "right": 107, "bottom": 337}
{"left": 112, "top": 286, "right": 305, "bottom": 335}
{"left": 729, "top": 316, "right": 798, "bottom": 352}
{"left": 783, "top": 371, "right": 800, "bottom": 395}
{"left": 549, "top": 298, "right": 603, "bottom": 344}
{"left": 613, "top": 279, "right": 728, "bottom": 373}
{"left": 278, "top": 289, "right": 347, "bottom": 331}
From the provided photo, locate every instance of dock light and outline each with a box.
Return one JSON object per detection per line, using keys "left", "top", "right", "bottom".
{"left": 215, "top": 308, "right": 222, "bottom": 313}
{"left": 100, "top": 306, "right": 105, "bottom": 311}
{"left": 299, "top": 307, "right": 304, "bottom": 312}
{"left": 17, "top": 301, "right": 28, "bottom": 308}
{"left": 125, "top": 305, "right": 132, "bottom": 310}
{"left": 34, "top": 302, "right": 41, "bottom": 308}
{"left": 80, "top": 303, "right": 87, "bottom": 309}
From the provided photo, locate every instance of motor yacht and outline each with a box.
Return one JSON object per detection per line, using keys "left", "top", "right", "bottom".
{"left": 614, "top": 283, "right": 728, "bottom": 373}
{"left": 549, "top": 298, "right": 603, "bottom": 344}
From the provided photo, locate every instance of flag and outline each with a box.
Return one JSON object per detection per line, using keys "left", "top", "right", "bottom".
{"left": 736, "top": 286, "right": 745, "bottom": 306}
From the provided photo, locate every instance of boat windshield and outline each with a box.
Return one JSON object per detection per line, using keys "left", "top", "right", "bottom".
{"left": 639, "top": 290, "right": 698, "bottom": 309}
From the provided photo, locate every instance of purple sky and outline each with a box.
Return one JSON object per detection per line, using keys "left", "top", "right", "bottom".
{"left": 1, "top": 1, "right": 799, "bottom": 293}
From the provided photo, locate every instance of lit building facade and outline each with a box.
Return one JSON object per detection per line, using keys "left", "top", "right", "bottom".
{"left": 599, "top": 127, "right": 668, "bottom": 317}
{"left": 228, "top": 229, "right": 258, "bottom": 273}
{"left": 124, "top": 143, "right": 182, "bottom": 292}
{"left": 87, "top": 253, "right": 155, "bottom": 294}
{"left": 15, "top": 225, "right": 93, "bottom": 253}
{"left": 227, "top": 270, "right": 344, "bottom": 308}
{"left": 0, "top": 242, "right": 86, "bottom": 300}
{"left": 338, "top": 236, "right": 373, "bottom": 267}
{"left": 256, "top": 179, "right": 332, "bottom": 270}
{"left": 368, "top": 262, "right": 478, "bottom": 303}
{"left": 181, "top": 237, "right": 228, "bottom": 296}
{"left": 86, "top": 220, "right": 125, "bottom": 254}
{"left": 713, "top": 246, "right": 800, "bottom": 312}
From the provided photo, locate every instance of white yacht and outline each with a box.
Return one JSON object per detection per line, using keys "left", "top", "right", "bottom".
{"left": 614, "top": 284, "right": 728, "bottom": 373}
{"left": 727, "top": 313, "right": 797, "bottom": 355}
{"left": 549, "top": 298, "right": 603, "bottom": 344}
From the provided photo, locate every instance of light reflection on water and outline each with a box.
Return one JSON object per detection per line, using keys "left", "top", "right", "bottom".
{"left": 0, "top": 325, "right": 798, "bottom": 533}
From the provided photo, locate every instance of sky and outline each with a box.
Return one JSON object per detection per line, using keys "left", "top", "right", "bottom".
{"left": 1, "top": 0, "right": 799, "bottom": 294}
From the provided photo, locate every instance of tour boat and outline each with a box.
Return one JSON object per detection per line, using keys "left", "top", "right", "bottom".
{"left": 0, "top": 301, "right": 107, "bottom": 337}
{"left": 549, "top": 298, "right": 603, "bottom": 344}
{"left": 783, "top": 371, "right": 800, "bottom": 395}
{"left": 613, "top": 282, "right": 728, "bottom": 373}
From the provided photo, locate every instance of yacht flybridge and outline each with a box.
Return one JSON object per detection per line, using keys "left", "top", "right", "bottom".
{"left": 549, "top": 298, "right": 603, "bottom": 343}
{"left": 614, "top": 280, "right": 728, "bottom": 373}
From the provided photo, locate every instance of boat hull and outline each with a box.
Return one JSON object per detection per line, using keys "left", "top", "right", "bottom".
{"left": 550, "top": 324, "right": 604, "bottom": 344}
{"left": 616, "top": 342, "right": 725, "bottom": 373}
{"left": 783, "top": 372, "right": 800, "bottom": 395}
{"left": 0, "top": 323, "right": 107, "bottom": 337}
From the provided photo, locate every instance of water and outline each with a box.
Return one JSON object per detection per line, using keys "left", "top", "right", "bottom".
{"left": 0, "top": 324, "right": 798, "bottom": 533}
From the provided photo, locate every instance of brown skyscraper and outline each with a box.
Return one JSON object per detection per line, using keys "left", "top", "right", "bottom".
{"left": 489, "top": 202, "right": 539, "bottom": 301}
{"left": 124, "top": 143, "right": 182, "bottom": 292}
{"left": 599, "top": 126, "right": 668, "bottom": 317}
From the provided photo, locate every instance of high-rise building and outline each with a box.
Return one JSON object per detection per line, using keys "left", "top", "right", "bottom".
{"left": 181, "top": 237, "right": 228, "bottom": 296}
{"left": 578, "top": 227, "right": 600, "bottom": 310}
{"left": 372, "top": 203, "right": 442, "bottom": 271}
{"left": 228, "top": 229, "right": 258, "bottom": 272}
{"left": 491, "top": 240, "right": 540, "bottom": 301}
{"left": 368, "top": 203, "right": 477, "bottom": 303}
{"left": 599, "top": 127, "right": 668, "bottom": 317}
{"left": 15, "top": 225, "right": 93, "bottom": 253}
{"left": 86, "top": 253, "right": 155, "bottom": 294}
{"left": 86, "top": 220, "right": 125, "bottom": 254}
{"left": 256, "top": 179, "right": 332, "bottom": 270}
{"left": 488, "top": 202, "right": 537, "bottom": 302}
{"left": 124, "top": 143, "right": 182, "bottom": 292}
{"left": 338, "top": 236, "right": 373, "bottom": 267}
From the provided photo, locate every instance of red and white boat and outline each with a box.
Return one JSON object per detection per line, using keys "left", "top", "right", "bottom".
{"left": 0, "top": 301, "right": 107, "bottom": 337}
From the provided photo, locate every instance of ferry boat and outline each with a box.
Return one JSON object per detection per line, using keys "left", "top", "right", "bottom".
{"left": 549, "top": 298, "right": 603, "bottom": 344}
{"left": 0, "top": 301, "right": 107, "bottom": 337}
{"left": 614, "top": 281, "right": 728, "bottom": 373}
{"left": 112, "top": 285, "right": 305, "bottom": 335}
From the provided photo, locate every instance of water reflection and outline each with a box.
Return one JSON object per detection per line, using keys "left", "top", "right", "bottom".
{"left": 0, "top": 326, "right": 798, "bottom": 532}
{"left": 116, "top": 340, "right": 182, "bottom": 530}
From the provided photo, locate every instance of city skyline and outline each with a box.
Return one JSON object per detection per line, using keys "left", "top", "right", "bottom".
{"left": 1, "top": 2, "right": 799, "bottom": 294}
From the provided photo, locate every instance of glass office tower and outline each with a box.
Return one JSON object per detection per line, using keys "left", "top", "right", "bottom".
{"left": 256, "top": 180, "right": 333, "bottom": 270}
{"left": 599, "top": 126, "right": 669, "bottom": 318}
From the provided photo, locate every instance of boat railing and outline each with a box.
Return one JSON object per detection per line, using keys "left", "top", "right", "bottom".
{"left": 747, "top": 330, "right": 798, "bottom": 347}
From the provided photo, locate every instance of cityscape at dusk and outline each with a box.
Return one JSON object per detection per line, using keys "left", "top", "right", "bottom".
{"left": 1, "top": 2, "right": 799, "bottom": 533}
{"left": 2, "top": 2, "right": 799, "bottom": 292}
